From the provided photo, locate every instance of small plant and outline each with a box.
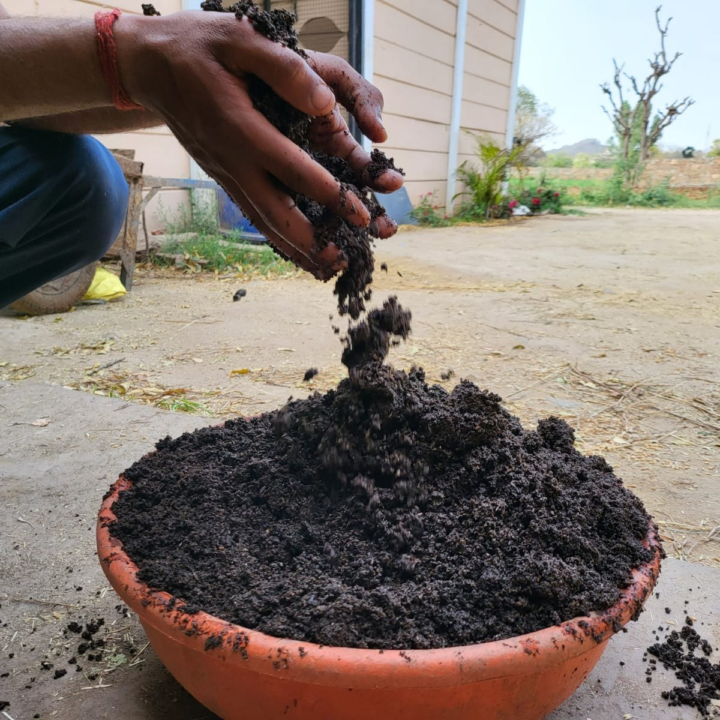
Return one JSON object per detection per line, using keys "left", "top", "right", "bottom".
{"left": 513, "top": 186, "right": 564, "bottom": 214}
{"left": 409, "top": 193, "right": 451, "bottom": 227}
{"left": 150, "top": 200, "right": 296, "bottom": 276}
{"left": 159, "top": 396, "right": 212, "bottom": 416}
{"left": 161, "top": 193, "right": 221, "bottom": 236}
{"left": 578, "top": 173, "right": 682, "bottom": 208}
{"left": 455, "top": 136, "right": 525, "bottom": 220}
{"left": 510, "top": 173, "right": 565, "bottom": 215}
{"left": 154, "top": 234, "right": 296, "bottom": 275}
{"left": 629, "top": 180, "right": 679, "bottom": 207}
{"left": 580, "top": 168, "right": 632, "bottom": 206}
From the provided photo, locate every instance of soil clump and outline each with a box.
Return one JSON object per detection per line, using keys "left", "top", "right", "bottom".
{"left": 647, "top": 616, "right": 720, "bottom": 716}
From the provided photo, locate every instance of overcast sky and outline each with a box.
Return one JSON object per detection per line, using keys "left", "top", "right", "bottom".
{"left": 517, "top": 0, "right": 720, "bottom": 151}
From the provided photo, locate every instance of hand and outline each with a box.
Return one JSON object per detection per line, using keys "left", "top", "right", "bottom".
{"left": 116, "top": 11, "right": 404, "bottom": 279}
{"left": 306, "top": 51, "right": 404, "bottom": 240}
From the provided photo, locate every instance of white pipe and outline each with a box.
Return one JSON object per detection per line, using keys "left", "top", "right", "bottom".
{"left": 505, "top": 0, "right": 526, "bottom": 151}
{"left": 445, "top": 0, "right": 469, "bottom": 213}
{"left": 361, "top": 0, "right": 375, "bottom": 152}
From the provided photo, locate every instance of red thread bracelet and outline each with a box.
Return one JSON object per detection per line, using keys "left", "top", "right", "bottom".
{"left": 95, "top": 9, "right": 143, "bottom": 111}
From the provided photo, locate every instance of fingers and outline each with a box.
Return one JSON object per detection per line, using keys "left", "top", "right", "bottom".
{"left": 162, "top": 79, "right": 350, "bottom": 280}
{"left": 309, "top": 107, "right": 404, "bottom": 193}
{"left": 235, "top": 100, "right": 372, "bottom": 228}
{"left": 306, "top": 51, "right": 387, "bottom": 144}
{"left": 371, "top": 215, "right": 399, "bottom": 240}
{"left": 176, "top": 143, "right": 330, "bottom": 278}
{"left": 239, "top": 168, "right": 346, "bottom": 272}
{"left": 225, "top": 180, "right": 339, "bottom": 281}
{"left": 226, "top": 17, "right": 336, "bottom": 117}
{"left": 202, "top": 157, "right": 346, "bottom": 280}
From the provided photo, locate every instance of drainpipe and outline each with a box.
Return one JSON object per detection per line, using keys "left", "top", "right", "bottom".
{"left": 361, "top": 0, "right": 375, "bottom": 152}
{"left": 445, "top": 0, "right": 469, "bottom": 213}
{"left": 505, "top": 0, "right": 526, "bottom": 151}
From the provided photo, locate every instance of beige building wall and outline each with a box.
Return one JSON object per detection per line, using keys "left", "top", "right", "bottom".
{"left": 8, "top": 0, "right": 522, "bottom": 220}
{"left": 5, "top": 0, "right": 190, "bottom": 231}
{"left": 374, "top": 0, "right": 521, "bottom": 206}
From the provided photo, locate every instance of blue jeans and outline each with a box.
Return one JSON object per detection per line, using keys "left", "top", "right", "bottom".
{"left": 0, "top": 127, "right": 129, "bottom": 309}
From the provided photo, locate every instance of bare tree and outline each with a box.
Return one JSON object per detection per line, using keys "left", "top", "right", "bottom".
{"left": 601, "top": 6, "right": 694, "bottom": 175}
{"left": 513, "top": 86, "right": 557, "bottom": 165}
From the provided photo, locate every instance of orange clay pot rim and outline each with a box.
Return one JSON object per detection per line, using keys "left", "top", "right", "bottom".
{"left": 98, "top": 476, "right": 662, "bottom": 689}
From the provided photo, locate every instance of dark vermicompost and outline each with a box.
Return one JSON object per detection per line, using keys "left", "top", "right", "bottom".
{"left": 112, "top": 297, "right": 656, "bottom": 649}
{"left": 647, "top": 616, "right": 720, "bottom": 716}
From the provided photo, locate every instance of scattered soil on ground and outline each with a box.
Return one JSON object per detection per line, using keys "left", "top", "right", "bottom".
{"left": 111, "top": 300, "right": 655, "bottom": 650}
{"left": 648, "top": 615, "right": 720, "bottom": 716}
{"left": 200, "top": 0, "right": 402, "bottom": 319}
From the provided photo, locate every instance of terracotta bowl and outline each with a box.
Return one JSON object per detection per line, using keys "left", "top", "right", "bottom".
{"left": 98, "top": 476, "right": 662, "bottom": 720}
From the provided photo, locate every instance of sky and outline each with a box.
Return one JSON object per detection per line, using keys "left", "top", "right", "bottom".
{"left": 517, "top": 0, "right": 720, "bottom": 152}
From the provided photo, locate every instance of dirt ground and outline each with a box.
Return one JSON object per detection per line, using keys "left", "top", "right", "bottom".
{"left": 2, "top": 207, "right": 719, "bottom": 567}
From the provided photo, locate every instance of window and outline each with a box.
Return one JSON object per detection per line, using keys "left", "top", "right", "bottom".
{"left": 265, "top": 1, "right": 364, "bottom": 139}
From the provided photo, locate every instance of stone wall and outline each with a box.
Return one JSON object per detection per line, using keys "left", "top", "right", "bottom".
{"left": 523, "top": 158, "right": 720, "bottom": 195}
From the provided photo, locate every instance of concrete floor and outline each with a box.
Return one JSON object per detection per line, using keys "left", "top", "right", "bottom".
{"left": 1, "top": 382, "right": 718, "bottom": 719}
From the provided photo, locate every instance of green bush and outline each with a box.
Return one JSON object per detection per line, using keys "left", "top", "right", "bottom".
{"left": 151, "top": 197, "right": 295, "bottom": 275}
{"left": 580, "top": 170, "right": 632, "bottom": 206}
{"left": 579, "top": 174, "right": 684, "bottom": 208}
{"left": 630, "top": 181, "right": 678, "bottom": 207}
{"left": 543, "top": 153, "right": 573, "bottom": 168}
{"left": 409, "top": 192, "right": 451, "bottom": 227}
{"left": 591, "top": 155, "right": 615, "bottom": 169}
{"left": 512, "top": 175, "right": 566, "bottom": 214}
{"left": 455, "top": 136, "right": 525, "bottom": 219}
{"left": 573, "top": 153, "right": 592, "bottom": 169}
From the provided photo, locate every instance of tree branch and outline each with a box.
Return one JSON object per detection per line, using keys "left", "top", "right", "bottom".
{"left": 602, "top": 5, "right": 693, "bottom": 169}
{"left": 648, "top": 97, "right": 695, "bottom": 145}
{"left": 655, "top": 6, "right": 671, "bottom": 66}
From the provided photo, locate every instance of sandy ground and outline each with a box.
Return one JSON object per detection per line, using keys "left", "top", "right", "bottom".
{"left": 2, "top": 207, "right": 719, "bottom": 566}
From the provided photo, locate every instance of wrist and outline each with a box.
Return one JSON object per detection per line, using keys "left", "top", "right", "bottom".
{"left": 113, "top": 14, "right": 163, "bottom": 108}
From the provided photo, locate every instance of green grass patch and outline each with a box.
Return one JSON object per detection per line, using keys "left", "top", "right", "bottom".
{"left": 158, "top": 396, "right": 212, "bottom": 415}
{"left": 536, "top": 177, "right": 720, "bottom": 209}
{"left": 153, "top": 233, "right": 297, "bottom": 276}
{"left": 151, "top": 195, "right": 297, "bottom": 276}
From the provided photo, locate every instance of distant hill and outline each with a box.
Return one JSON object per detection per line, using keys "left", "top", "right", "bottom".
{"left": 547, "top": 139, "right": 609, "bottom": 157}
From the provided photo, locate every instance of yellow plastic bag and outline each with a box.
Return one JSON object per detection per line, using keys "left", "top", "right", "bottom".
{"left": 82, "top": 268, "right": 127, "bottom": 302}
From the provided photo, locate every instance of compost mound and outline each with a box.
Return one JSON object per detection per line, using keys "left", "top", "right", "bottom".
{"left": 112, "top": 297, "right": 654, "bottom": 650}
{"left": 200, "top": 0, "right": 403, "bottom": 319}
